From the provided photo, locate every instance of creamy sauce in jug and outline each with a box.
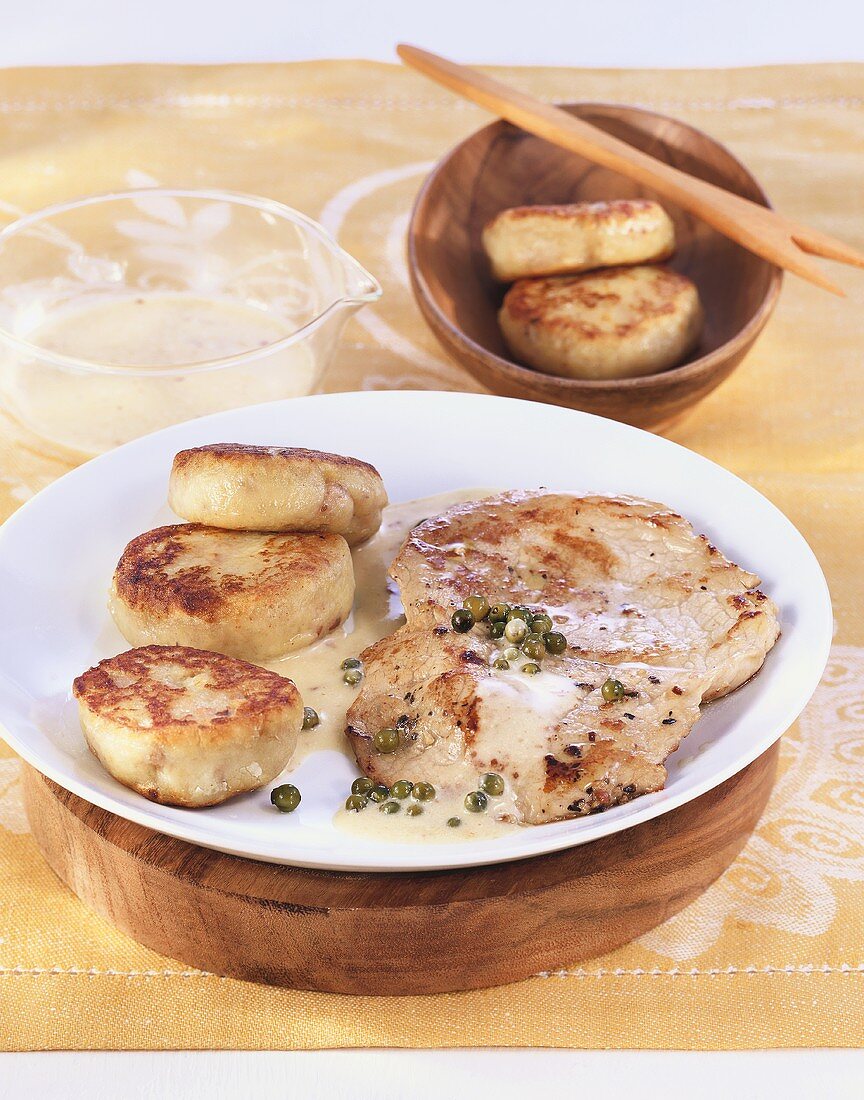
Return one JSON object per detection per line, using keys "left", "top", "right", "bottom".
{"left": 33, "top": 293, "right": 292, "bottom": 367}
{"left": 4, "top": 292, "right": 317, "bottom": 453}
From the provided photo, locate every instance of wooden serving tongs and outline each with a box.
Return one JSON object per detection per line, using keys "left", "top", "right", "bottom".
{"left": 398, "top": 44, "right": 864, "bottom": 296}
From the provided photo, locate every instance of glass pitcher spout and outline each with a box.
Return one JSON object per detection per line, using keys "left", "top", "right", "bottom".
{"left": 337, "top": 247, "right": 383, "bottom": 307}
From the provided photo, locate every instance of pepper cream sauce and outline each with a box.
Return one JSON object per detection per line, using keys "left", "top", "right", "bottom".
{"left": 35, "top": 293, "right": 294, "bottom": 367}
{"left": 9, "top": 292, "right": 316, "bottom": 454}
{"left": 266, "top": 489, "right": 520, "bottom": 844}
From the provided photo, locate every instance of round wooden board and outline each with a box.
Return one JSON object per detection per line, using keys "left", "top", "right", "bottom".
{"left": 23, "top": 746, "right": 777, "bottom": 995}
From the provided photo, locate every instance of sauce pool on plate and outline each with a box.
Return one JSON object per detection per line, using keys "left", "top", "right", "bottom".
{"left": 266, "top": 488, "right": 519, "bottom": 844}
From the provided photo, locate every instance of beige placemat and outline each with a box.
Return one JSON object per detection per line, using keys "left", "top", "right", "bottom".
{"left": 0, "top": 60, "right": 862, "bottom": 1050}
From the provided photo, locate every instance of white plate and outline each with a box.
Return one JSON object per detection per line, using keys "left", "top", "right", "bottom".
{"left": 0, "top": 391, "right": 832, "bottom": 871}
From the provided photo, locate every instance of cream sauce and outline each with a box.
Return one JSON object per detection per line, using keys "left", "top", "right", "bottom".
{"left": 267, "top": 488, "right": 520, "bottom": 844}
{"left": 4, "top": 292, "right": 317, "bottom": 454}
{"left": 33, "top": 293, "right": 292, "bottom": 367}
{"left": 332, "top": 785, "right": 520, "bottom": 845}
{"left": 264, "top": 493, "right": 477, "bottom": 760}
{"left": 468, "top": 670, "right": 587, "bottom": 825}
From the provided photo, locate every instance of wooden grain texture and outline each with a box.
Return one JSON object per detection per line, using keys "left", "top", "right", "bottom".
{"left": 408, "top": 102, "right": 783, "bottom": 432}
{"left": 23, "top": 745, "right": 778, "bottom": 995}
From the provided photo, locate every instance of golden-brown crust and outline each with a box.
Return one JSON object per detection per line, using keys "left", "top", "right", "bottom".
{"left": 481, "top": 199, "right": 676, "bottom": 281}
{"left": 502, "top": 266, "right": 691, "bottom": 341}
{"left": 112, "top": 524, "right": 346, "bottom": 624}
{"left": 498, "top": 265, "right": 703, "bottom": 379}
{"left": 74, "top": 645, "right": 302, "bottom": 807}
{"left": 484, "top": 198, "right": 664, "bottom": 232}
{"left": 168, "top": 444, "right": 387, "bottom": 544}
{"left": 171, "top": 443, "right": 381, "bottom": 478}
{"left": 73, "top": 645, "right": 300, "bottom": 737}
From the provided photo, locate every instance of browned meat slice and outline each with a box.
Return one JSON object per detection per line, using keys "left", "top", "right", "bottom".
{"left": 346, "top": 491, "right": 779, "bottom": 826}
{"left": 392, "top": 492, "right": 779, "bottom": 701}
{"left": 346, "top": 625, "right": 703, "bottom": 824}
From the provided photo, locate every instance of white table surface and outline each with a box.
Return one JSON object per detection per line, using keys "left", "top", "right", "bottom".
{"left": 2, "top": 0, "right": 862, "bottom": 1093}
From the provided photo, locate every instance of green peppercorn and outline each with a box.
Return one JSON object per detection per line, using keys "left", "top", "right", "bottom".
{"left": 451, "top": 608, "right": 474, "bottom": 633}
{"left": 379, "top": 800, "right": 400, "bottom": 814}
{"left": 345, "top": 794, "right": 367, "bottom": 812}
{"left": 270, "top": 784, "right": 301, "bottom": 813}
{"left": 405, "top": 804, "right": 423, "bottom": 817}
{"left": 463, "top": 595, "right": 490, "bottom": 621}
{"left": 373, "top": 727, "right": 401, "bottom": 754}
{"left": 479, "top": 772, "right": 505, "bottom": 796}
{"left": 506, "top": 606, "right": 531, "bottom": 622}
{"left": 489, "top": 620, "right": 505, "bottom": 639}
{"left": 543, "top": 631, "right": 567, "bottom": 655}
{"left": 492, "top": 658, "right": 510, "bottom": 671}
{"left": 301, "top": 706, "right": 320, "bottom": 730}
{"left": 522, "top": 634, "right": 546, "bottom": 660}
{"left": 530, "top": 613, "right": 553, "bottom": 634}
{"left": 368, "top": 784, "right": 390, "bottom": 803}
{"left": 413, "top": 782, "right": 436, "bottom": 802}
{"left": 447, "top": 817, "right": 462, "bottom": 828}
{"left": 465, "top": 790, "right": 488, "bottom": 813}
{"left": 504, "top": 618, "right": 528, "bottom": 643}
{"left": 391, "top": 779, "right": 413, "bottom": 799}
{"left": 340, "top": 657, "right": 362, "bottom": 670}
{"left": 488, "top": 603, "right": 510, "bottom": 622}
{"left": 343, "top": 668, "right": 363, "bottom": 686}
{"left": 502, "top": 646, "right": 521, "bottom": 662}
{"left": 601, "top": 677, "right": 626, "bottom": 702}
{"left": 522, "top": 662, "right": 542, "bottom": 676}
{"left": 351, "top": 776, "right": 374, "bottom": 796}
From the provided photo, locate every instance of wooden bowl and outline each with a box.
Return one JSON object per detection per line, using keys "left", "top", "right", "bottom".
{"left": 408, "top": 103, "right": 782, "bottom": 431}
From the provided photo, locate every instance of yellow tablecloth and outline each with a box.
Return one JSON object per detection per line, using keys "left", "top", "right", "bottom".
{"left": 0, "top": 60, "right": 863, "bottom": 1051}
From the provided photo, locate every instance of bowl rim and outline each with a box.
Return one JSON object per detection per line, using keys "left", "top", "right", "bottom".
{"left": 408, "top": 101, "right": 783, "bottom": 394}
{"left": 0, "top": 187, "right": 382, "bottom": 377}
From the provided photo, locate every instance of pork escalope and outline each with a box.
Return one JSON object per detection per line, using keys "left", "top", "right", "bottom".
{"left": 392, "top": 492, "right": 779, "bottom": 701}
{"left": 348, "top": 626, "right": 704, "bottom": 822}
{"left": 346, "top": 491, "right": 780, "bottom": 825}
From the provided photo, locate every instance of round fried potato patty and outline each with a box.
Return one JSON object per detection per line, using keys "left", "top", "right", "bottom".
{"left": 499, "top": 265, "right": 703, "bottom": 381}
{"left": 109, "top": 523, "right": 354, "bottom": 661}
{"left": 168, "top": 444, "right": 388, "bottom": 546}
{"left": 482, "top": 199, "right": 675, "bottom": 281}
{"left": 73, "top": 645, "right": 303, "bottom": 807}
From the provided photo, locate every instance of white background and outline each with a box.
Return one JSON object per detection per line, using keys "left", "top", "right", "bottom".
{"left": 2, "top": 0, "right": 863, "bottom": 68}
{"left": 3, "top": 0, "right": 863, "bottom": 1095}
